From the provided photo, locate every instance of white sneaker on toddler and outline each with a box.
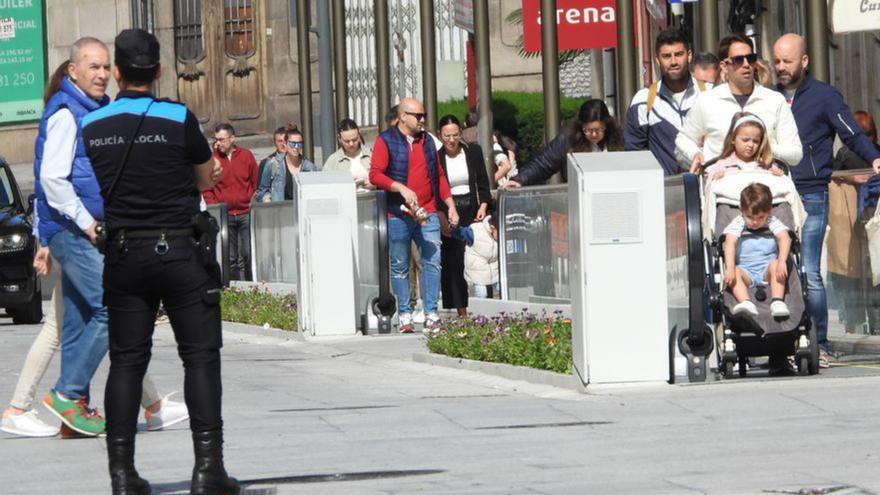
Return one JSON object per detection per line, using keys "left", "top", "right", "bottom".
{"left": 770, "top": 299, "right": 790, "bottom": 318}
{"left": 732, "top": 300, "right": 758, "bottom": 317}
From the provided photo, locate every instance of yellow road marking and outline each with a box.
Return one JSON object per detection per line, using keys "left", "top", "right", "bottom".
{"left": 829, "top": 361, "right": 880, "bottom": 370}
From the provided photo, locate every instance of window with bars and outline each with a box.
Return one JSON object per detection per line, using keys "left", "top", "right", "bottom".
{"left": 174, "top": 0, "right": 205, "bottom": 62}
{"left": 224, "top": 0, "right": 256, "bottom": 57}
{"left": 131, "top": 0, "right": 155, "bottom": 33}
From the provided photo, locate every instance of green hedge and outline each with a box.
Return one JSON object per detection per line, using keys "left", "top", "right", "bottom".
{"left": 426, "top": 311, "right": 572, "bottom": 374}
{"left": 221, "top": 286, "right": 298, "bottom": 331}
{"left": 437, "top": 91, "right": 586, "bottom": 165}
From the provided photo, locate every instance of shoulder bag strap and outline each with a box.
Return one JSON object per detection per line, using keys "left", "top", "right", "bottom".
{"left": 105, "top": 100, "right": 154, "bottom": 207}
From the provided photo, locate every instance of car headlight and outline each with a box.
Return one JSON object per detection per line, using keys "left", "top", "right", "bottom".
{"left": 0, "top": 233, "right": 28, "bottom": 252}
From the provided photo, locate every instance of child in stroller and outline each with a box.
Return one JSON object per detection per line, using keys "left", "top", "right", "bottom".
{"left": 723, "top": 183, "right": 791, "bottom": 319}
{"left": 701, "top": 113, "right": 819, "bottom": 377}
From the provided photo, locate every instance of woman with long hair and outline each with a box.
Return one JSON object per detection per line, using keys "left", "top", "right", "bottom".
{"left": 507, "top": 99, "right": 624, "bottom": 187}
{"left": 437, "top": 114, "right": 491, "bottom": 319}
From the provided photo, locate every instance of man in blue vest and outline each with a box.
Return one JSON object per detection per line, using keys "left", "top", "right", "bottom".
{"left": 773, "top": 33, "right": 880, "bottom": 368}
{"left": 34, "top": 37, "right": 111, "bottom": 436}
{"left": 370, "top": 98, "right": 459, "bottom": 332}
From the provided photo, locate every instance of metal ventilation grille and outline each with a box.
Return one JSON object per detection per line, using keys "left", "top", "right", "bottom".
{"left": 590, "top": 191, "right": 642, "bottom": 244}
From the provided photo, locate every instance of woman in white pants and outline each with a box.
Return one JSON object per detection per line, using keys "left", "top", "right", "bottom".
{"left": 1, "top": 247, "right": 189, "bottom": 437}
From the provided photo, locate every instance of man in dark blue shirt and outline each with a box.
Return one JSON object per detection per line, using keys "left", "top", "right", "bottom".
{"left": 773, "top": 33, "right": 880, "bottom": 368}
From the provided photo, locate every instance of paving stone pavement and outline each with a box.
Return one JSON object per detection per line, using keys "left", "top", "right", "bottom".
{"left": 2, "top": 316, "right": 880, "bottom": 495}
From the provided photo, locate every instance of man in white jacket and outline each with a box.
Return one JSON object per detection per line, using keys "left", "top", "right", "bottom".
{"left": 677, "top": 34, "right": 802, "bottom": 172}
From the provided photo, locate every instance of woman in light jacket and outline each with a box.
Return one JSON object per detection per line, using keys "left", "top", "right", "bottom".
{"left": 437, "top": 114, "right": 491, "bottom": 318}
{"left": 323, "top": 119, "right": 374, "bottom": 192}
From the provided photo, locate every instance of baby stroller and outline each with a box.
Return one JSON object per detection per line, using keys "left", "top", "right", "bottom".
{"left": 702, "top": 168, "right": 820, "bottom": 377}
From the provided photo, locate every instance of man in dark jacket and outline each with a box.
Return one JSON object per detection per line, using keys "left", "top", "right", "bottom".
{"left": 773, "top": 33, "right": 880, "bottom": 366}
{"left": 624, "top": 28, "right": 706, "bottom": 176}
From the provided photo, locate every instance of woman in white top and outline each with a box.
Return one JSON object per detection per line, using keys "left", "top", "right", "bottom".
{"left": 437, "top": 114, "right": 491, "bottom": 317}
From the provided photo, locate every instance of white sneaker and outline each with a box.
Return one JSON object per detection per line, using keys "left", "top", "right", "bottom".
{"left": 413, "top": 309, "right": 426, "bottom": 324}
{"left": 732, "top": 300, "right": 759, "bottom": 317}
{"left": 424, "top": 312, "right": 441, "bottom": 331}
{"left": 145, "top": 393, "right": 189, "bottom": 431}
{"left": 0, "top": 410, "right": 59, "bottom": 437}
{"left": 770, "top": 300, "right": 790, "bottom": 318}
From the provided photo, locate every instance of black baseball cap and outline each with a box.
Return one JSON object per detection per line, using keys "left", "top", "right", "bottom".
{"left": 114, "top": 29, "right": 160, "bottom": 69}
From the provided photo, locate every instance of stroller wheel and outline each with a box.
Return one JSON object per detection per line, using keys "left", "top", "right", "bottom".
{"left": 723, "top": 361, "right": 734, "bottom": 378}
{"left": 798, "top": 356, "right": 810, "bottom": 376}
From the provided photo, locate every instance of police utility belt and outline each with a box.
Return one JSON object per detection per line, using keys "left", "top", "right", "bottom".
{"left": 96, "top": 212, "right": 219, "bottom": 261}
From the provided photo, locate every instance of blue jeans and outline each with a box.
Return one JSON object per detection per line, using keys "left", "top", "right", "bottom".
{"left": 49, "top": 229, "right": 109, "bottom": 400}
{"left": 801, "top": 190, "right": 829, "bottom": 350}
{"left": 388, "top": 214, "right": 441, "bottom": 315}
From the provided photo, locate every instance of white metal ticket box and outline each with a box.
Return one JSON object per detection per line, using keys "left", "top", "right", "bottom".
{"left": 567, "top": 151, "right": 669, "bottom": 386}
{"left": 292, "top": 171, "right": 359, "bottom": 336}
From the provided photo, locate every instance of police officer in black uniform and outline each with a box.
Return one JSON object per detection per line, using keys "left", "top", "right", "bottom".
{"left": 82, "top": 29, "right": 239, "bottom": 495}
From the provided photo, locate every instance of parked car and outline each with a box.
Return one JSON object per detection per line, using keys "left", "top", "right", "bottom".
{"left": 0, "top": 156, "right": 42, "bottom": 324}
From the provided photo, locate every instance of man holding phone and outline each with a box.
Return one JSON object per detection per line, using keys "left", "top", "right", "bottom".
{"left": 202, "top": 123, "right": 258, "bottom": 281}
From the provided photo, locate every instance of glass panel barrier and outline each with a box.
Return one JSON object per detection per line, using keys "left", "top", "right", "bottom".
{"left": 664, "top": 175, "right": 690, "bottom": 341}
{"left": 498, "top": 185, "right": 571, "bottom": 304}
{"left": 249, "top": 201, "right": 296, "bottom": 283}
{"left": 826, "top": 169, "right": 879, "bottom": 338}
{"left": 246, "top": 193, "right": 384, "bottom": 328}
{"left": 498, "top": 177, "right": 697, "bottom": 327}
{"left": 356, "top": 192, "right": 381, "bottom": 317}
{"left": 204, "top": 203, "right": 230, "bottom": 287}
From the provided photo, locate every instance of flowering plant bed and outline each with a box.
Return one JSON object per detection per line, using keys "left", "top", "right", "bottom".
{"left": 221, "top": 286, "right": 298, "bottom": 331}
{"left": 426, "top": 312, "right": 572, "bottom": 374}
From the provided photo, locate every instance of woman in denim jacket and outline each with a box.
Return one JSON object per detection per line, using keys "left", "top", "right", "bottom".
{"left": 254, "top": 124, "right": 318, "bottom": 202}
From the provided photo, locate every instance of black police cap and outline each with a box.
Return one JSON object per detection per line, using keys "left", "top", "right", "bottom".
{"left": 115, "top": 29, "right": 160, "bottom": 69}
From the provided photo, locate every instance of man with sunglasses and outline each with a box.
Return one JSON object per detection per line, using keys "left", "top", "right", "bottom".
{"left": 772, "top": 33, "right": 880, "bottom": 368}
{"left": 203, "top": 123, "right": 259, "bottom": 281}
{"left": 676, "top": 34, "right": 802, "bottom": 173}
{"left": 370, "top": 98, "right": 459, "bottom": 332}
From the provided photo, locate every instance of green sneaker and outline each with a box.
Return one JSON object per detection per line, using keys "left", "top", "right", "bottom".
{"left": 43, "top": 391, "right": 106, "bottom": 436}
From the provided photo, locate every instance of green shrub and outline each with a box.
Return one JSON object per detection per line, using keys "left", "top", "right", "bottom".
{"left": 221, "top": 286, "right": 298, "bottom": 331}
{"left": 426, "top": 311, "right": 572, "bottom": 374}
{"left": 437, "top": 91, "right": 586, "bottom": 165}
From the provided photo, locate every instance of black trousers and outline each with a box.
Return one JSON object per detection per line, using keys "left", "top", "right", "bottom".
{"left": 228, "top": 212, "right": 251, "bottom": 281}
{"left": 441, "top": 194, "right": 475, "bottom": 310}
{"left": 103, "top": 236, "right": 224, "bottom": 439}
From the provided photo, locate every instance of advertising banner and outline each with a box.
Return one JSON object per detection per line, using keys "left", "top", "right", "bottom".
{"left": 522, "top": 0, "right": 617, "bottom": 52}
{"left": 0, "top": 0, "right": 46, "bottom": 125}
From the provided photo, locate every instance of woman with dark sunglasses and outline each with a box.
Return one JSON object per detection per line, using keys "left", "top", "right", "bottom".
{"left": 254, "top": 123, "right": 318, "bottom": 202}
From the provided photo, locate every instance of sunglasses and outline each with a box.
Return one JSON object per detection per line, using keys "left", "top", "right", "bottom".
{"left": 725, "top": 53, "right": 758, "bottom": 66}
{"left": 288, "top": 141, "right": 304, "bottom": 148}
{"left": 405, "top": 111, "right": 426, "bottom": 121}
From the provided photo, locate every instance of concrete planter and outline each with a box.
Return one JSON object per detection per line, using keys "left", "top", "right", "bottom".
{"left": 222, "top": 321, "right": 304, "bottom": 342}
{"left": 412, "top": 352, "right": 577, "bottom": 391}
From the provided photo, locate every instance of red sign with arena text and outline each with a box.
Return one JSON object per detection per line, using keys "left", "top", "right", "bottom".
{"left": 522, "top": 0, "right": 618, "bottom": 52}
